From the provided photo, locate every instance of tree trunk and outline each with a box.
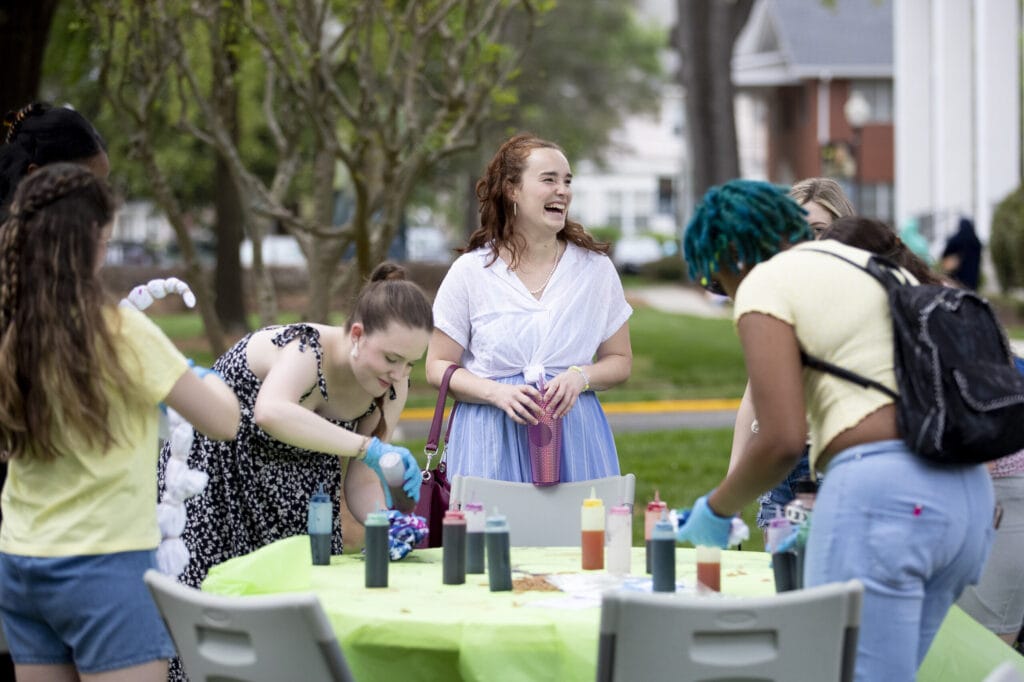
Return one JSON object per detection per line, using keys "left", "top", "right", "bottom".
{"left": 0, "top": 0, "right": 58, "bottom": 117}
{"left": 675, "top": 0, "right": 754, "bottom": 206}
{"left": 211, "top": 22, "right": 249, "bottom": 336}
{"left": 213, "top": 153, "right": 249, "bottom": 335}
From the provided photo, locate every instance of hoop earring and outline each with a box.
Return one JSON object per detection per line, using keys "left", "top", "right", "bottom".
{"left": 513, "top": 202, "right": 517, "bottom": 217}
{"left": 350, "top": 344, "right": 359, "bottom": 359}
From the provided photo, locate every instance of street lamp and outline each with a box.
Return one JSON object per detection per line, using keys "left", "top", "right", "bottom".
{"left": 843, "top": 90, "right": 871, "bottom": 213}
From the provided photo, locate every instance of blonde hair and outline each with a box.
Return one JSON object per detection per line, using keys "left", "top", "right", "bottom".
{"left": 788, "top": 177, "right": 855, "bottom": 221}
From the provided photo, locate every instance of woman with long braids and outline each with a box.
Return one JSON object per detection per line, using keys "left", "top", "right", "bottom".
{"left": 0, "top": 163, "right": 240, "bottom": 682}
{"left": 425, "top": 133, "right": 633, "bottom": 482}
{"left": 676, "top": 179, "right": 993, "bottom": 681}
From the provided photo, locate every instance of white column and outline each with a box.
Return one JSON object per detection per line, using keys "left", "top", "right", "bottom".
{"left": 894, "top": 0, "right": 933, "bottom": 229}
{"left": 973, "top": 0, "right": 1021, "bottom": 241}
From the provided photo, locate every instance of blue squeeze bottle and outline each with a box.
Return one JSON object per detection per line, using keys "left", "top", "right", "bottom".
{"left": 307, "top": 483, "right": 332, "bottom": 566}
{"left": 650, "top": 509, "right": 676, "bottom": 592}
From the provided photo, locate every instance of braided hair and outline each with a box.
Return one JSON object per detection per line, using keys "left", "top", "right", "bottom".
{"left": 465, "top": 132, "right": 609, "bottom": 269}
{"left": 683, "top": 179, "right": 812, "bottom": 287}
{"left": 0, "top": 163, "right": 143, "bottom": 461}
{"left": 346, "top": 262, "right": 433, "bottom": 439}
{"left": 0, "top": 102, "right": 106, "bottom": 221}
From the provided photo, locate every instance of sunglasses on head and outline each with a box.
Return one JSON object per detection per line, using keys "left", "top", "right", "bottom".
{"left": 700, "top": 275, "right": 726, "bottom": 296}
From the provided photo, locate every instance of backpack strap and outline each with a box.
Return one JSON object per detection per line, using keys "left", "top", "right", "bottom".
{"left": 796, "top": 247, "right": 902, "bottom": 401}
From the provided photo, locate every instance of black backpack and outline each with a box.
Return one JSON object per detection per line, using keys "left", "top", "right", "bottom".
{"left": 799, "top": 249, "right": 1024, "bottom": 465}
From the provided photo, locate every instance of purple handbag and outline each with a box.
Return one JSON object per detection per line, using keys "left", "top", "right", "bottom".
{"left": 413, "top": 364, "right": 458, "bottom": 548}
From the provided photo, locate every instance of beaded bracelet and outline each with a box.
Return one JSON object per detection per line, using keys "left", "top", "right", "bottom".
{"left": 569, "top": 365, "right": 591, "bottom": 392}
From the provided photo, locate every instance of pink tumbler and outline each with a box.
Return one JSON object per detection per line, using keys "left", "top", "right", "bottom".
{"left": 527, "top": 392, "right": 562, "bottom": 487}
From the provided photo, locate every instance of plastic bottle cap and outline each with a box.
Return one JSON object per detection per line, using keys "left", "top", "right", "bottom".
{"left": 583, "top": 498, "right": 603, "bottom": 508}
{"left": 379, "top": 452, "right": 406, "bottom": 486}
{"left": 311, "top": 482, "right": 330, "bottom": 504}
{"left": 444, "top": 510, "right": 466, "bottom": 521}
{"left": 609, "top": 505, "right": 631, "bottom": 516}
{"left": 485, "top": 515, "right": 508, "bottom": 530}
{"left": 366, "top": 511, "right": 389, "bottom": 526}
{"left": 463, "top": 502, "right": 484, "bottom": 513}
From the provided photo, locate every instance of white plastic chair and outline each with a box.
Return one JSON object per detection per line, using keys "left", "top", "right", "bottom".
{"left": 449, "top": 474, "right": 636, "bottom": 546}
{"left": 144, "top": 569, "right": 355, "bottom": 682}
{"left": 596, "top": 579, "right": 864, "bottom": 682}
{"left": 984, "top": 662, "right": 1024, "bottom": 682}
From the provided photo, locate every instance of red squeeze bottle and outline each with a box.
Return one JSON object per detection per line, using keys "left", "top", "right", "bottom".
{"left": 645, "top": 490, "right": 667, "bottom": 574}
{"left": 581, "top": 487, "right": 605, "bottom": 570}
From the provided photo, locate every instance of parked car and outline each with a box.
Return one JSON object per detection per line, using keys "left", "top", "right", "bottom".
{"left": 612, "top": 236, "right": 663, "bottom": 274}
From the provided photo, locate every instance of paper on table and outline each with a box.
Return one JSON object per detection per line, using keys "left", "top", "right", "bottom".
{"left": 524, "top": 572, "right": 695, "bottom": 609}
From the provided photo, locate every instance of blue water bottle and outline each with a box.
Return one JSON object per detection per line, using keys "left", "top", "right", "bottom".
{"left": 307, "top": 483, "right": 332, "bottom": 566}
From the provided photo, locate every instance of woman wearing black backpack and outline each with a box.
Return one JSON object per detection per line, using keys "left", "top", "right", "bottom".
{"left": 676, "top": 180, "right": 994, "bottom": 682}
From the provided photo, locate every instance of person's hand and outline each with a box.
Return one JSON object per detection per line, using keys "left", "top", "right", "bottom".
{"left": 541, "top": 368, "right": 588, "bottom": 418}
{"left": 489, "top": 382, "right": 544, "bottom": 425}
{"left": 362, "top": 437, "right": 421, "bottom": 508}
{"left": 676, "top": 494, "right": 734, "bottom": 548}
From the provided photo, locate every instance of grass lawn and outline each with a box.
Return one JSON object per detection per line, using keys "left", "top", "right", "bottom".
{"left": 152, "top": 305, "right": 749, "bottom": 407}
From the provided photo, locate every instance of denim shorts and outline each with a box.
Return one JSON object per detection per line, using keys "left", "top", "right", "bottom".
{"left": 0, "top": 549, "right": 175, "bottom": 673}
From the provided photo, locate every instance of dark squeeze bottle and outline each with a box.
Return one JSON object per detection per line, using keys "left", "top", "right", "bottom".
{"left": 464, "top": 501, "right": 486, "bottom": 574}
{"left": 645, "top": 490, "right": 667, "bottom": 574}
{"left": 485, "top": 511, "right": 512, "bottom": 592}
{"left": 307, "top": 482, "right": 332, "bottom": 566}
{"left": 442, "top": 510, "right": 467, "bottom": 585}
{"left": 364, "top": 510, "right": 390, "bottom": 588}
{"left": 651, "top": 510, "right": 676, "bottom": 593}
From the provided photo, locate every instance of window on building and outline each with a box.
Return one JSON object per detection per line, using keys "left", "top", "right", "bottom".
{"left": 607, "top": 190, "right": 623, "bottom": 229}
{"left": 859, "top": 183, "right": 894, "bottom": 222}
{"left": 850, "top": 80, "right": 893, "bottom": 123}
{"left": 657, "top": 177, "right": 675, "bottom": 215}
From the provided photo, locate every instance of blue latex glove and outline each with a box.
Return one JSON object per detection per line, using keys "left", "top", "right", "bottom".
{"left": 362, "top": 437, "right": 421, "bottom": 509}
{"left": 187, "top": 358, "right": 221, "bottom": 380}
{"left": 676, "top": 494, "right": 734, "bottom": 548}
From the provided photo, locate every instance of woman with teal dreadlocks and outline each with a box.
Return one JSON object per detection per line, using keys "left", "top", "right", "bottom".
{"left": 676, "top": 179, "right": 994, "bottom": 682}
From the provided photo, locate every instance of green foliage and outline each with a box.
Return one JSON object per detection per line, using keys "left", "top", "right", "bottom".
{"left": 588, "top": 226, "right": 621, "bottom": 243}
{"left": 638, "top": 255, "right": 687, "bottom": 281}
{"left": 991, "top": 184, "right": 1024, "bottom": 292}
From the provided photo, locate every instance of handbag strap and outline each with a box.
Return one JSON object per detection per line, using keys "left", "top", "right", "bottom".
{"left": 425, "top": 364, "right": 459, "bottom": 463}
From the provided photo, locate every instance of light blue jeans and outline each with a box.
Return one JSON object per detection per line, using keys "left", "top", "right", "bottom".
{"left": 804, "top": 440, "right": 994, "bottom": 682}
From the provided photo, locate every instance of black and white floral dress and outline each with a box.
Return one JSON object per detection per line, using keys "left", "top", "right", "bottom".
{"left": 157, "top": 324, "right": 384, "bottom": 586}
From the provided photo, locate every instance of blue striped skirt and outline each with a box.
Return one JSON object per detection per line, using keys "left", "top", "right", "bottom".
{"left": 444, "top": 374, "right": 620, "bottom": 482}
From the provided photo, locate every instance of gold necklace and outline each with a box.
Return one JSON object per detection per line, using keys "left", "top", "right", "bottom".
{"left": 527, "top": 242, "right": 563, "bottom": 295}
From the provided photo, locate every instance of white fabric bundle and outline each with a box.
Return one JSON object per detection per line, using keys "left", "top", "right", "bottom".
{"left": 119, "top": 277, "right": 197, "bottom": 311}
{"left": 156, "top": 422, "right": 209, "bottom": 577}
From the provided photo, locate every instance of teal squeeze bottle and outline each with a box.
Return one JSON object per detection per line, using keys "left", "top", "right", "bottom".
{"left": 485, "top": 510, "right": 512, "bottom": 592}
{"left": 307, "top": 483, "right": 332, "bottom": 566}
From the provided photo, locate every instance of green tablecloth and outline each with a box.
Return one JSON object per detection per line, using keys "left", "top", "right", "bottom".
{"left": 202, "top": 535, "right": 1024, "bottom": 682}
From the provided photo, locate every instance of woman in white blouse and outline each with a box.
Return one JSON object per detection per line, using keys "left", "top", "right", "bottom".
{"left": 426, "top": 133, "right": 633, "bottom": 482}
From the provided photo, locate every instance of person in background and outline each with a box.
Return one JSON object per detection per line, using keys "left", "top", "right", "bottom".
{"left": 0, "top": 102, "right": 109, "bottom": 220}
{"left": 786, "top": 177, "right": 855, "bottom": 238}
{"left": 426, "top": 132, "right": 632, "bottom": 482}
{"left": 941, "top": 216, "right": 982, "bottom": 290}
{"left": 678, "top": 179, "right": 993, "bottom": 681}
{"left": 0, "top": 163, "right": 241, "bottom": 682}
{"left": 728, "top": 177, "right": 855, "bottom": 537}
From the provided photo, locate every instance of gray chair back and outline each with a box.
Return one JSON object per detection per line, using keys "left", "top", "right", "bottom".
{"left": 449, "top": 474, "right": 636, "bottom": 546}
{"left": 144, "top": 569, "right": 355, "bottom": 682}
{"left": 596, "top": 579, "right": 864, "bottom": 682}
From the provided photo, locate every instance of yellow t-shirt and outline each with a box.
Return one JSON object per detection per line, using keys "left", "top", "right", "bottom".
{"left": 0, "top": 306, "right": 189, "bottom": 557}
{"left": 733, "top": 240, "right": 913, "bottom": 470}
